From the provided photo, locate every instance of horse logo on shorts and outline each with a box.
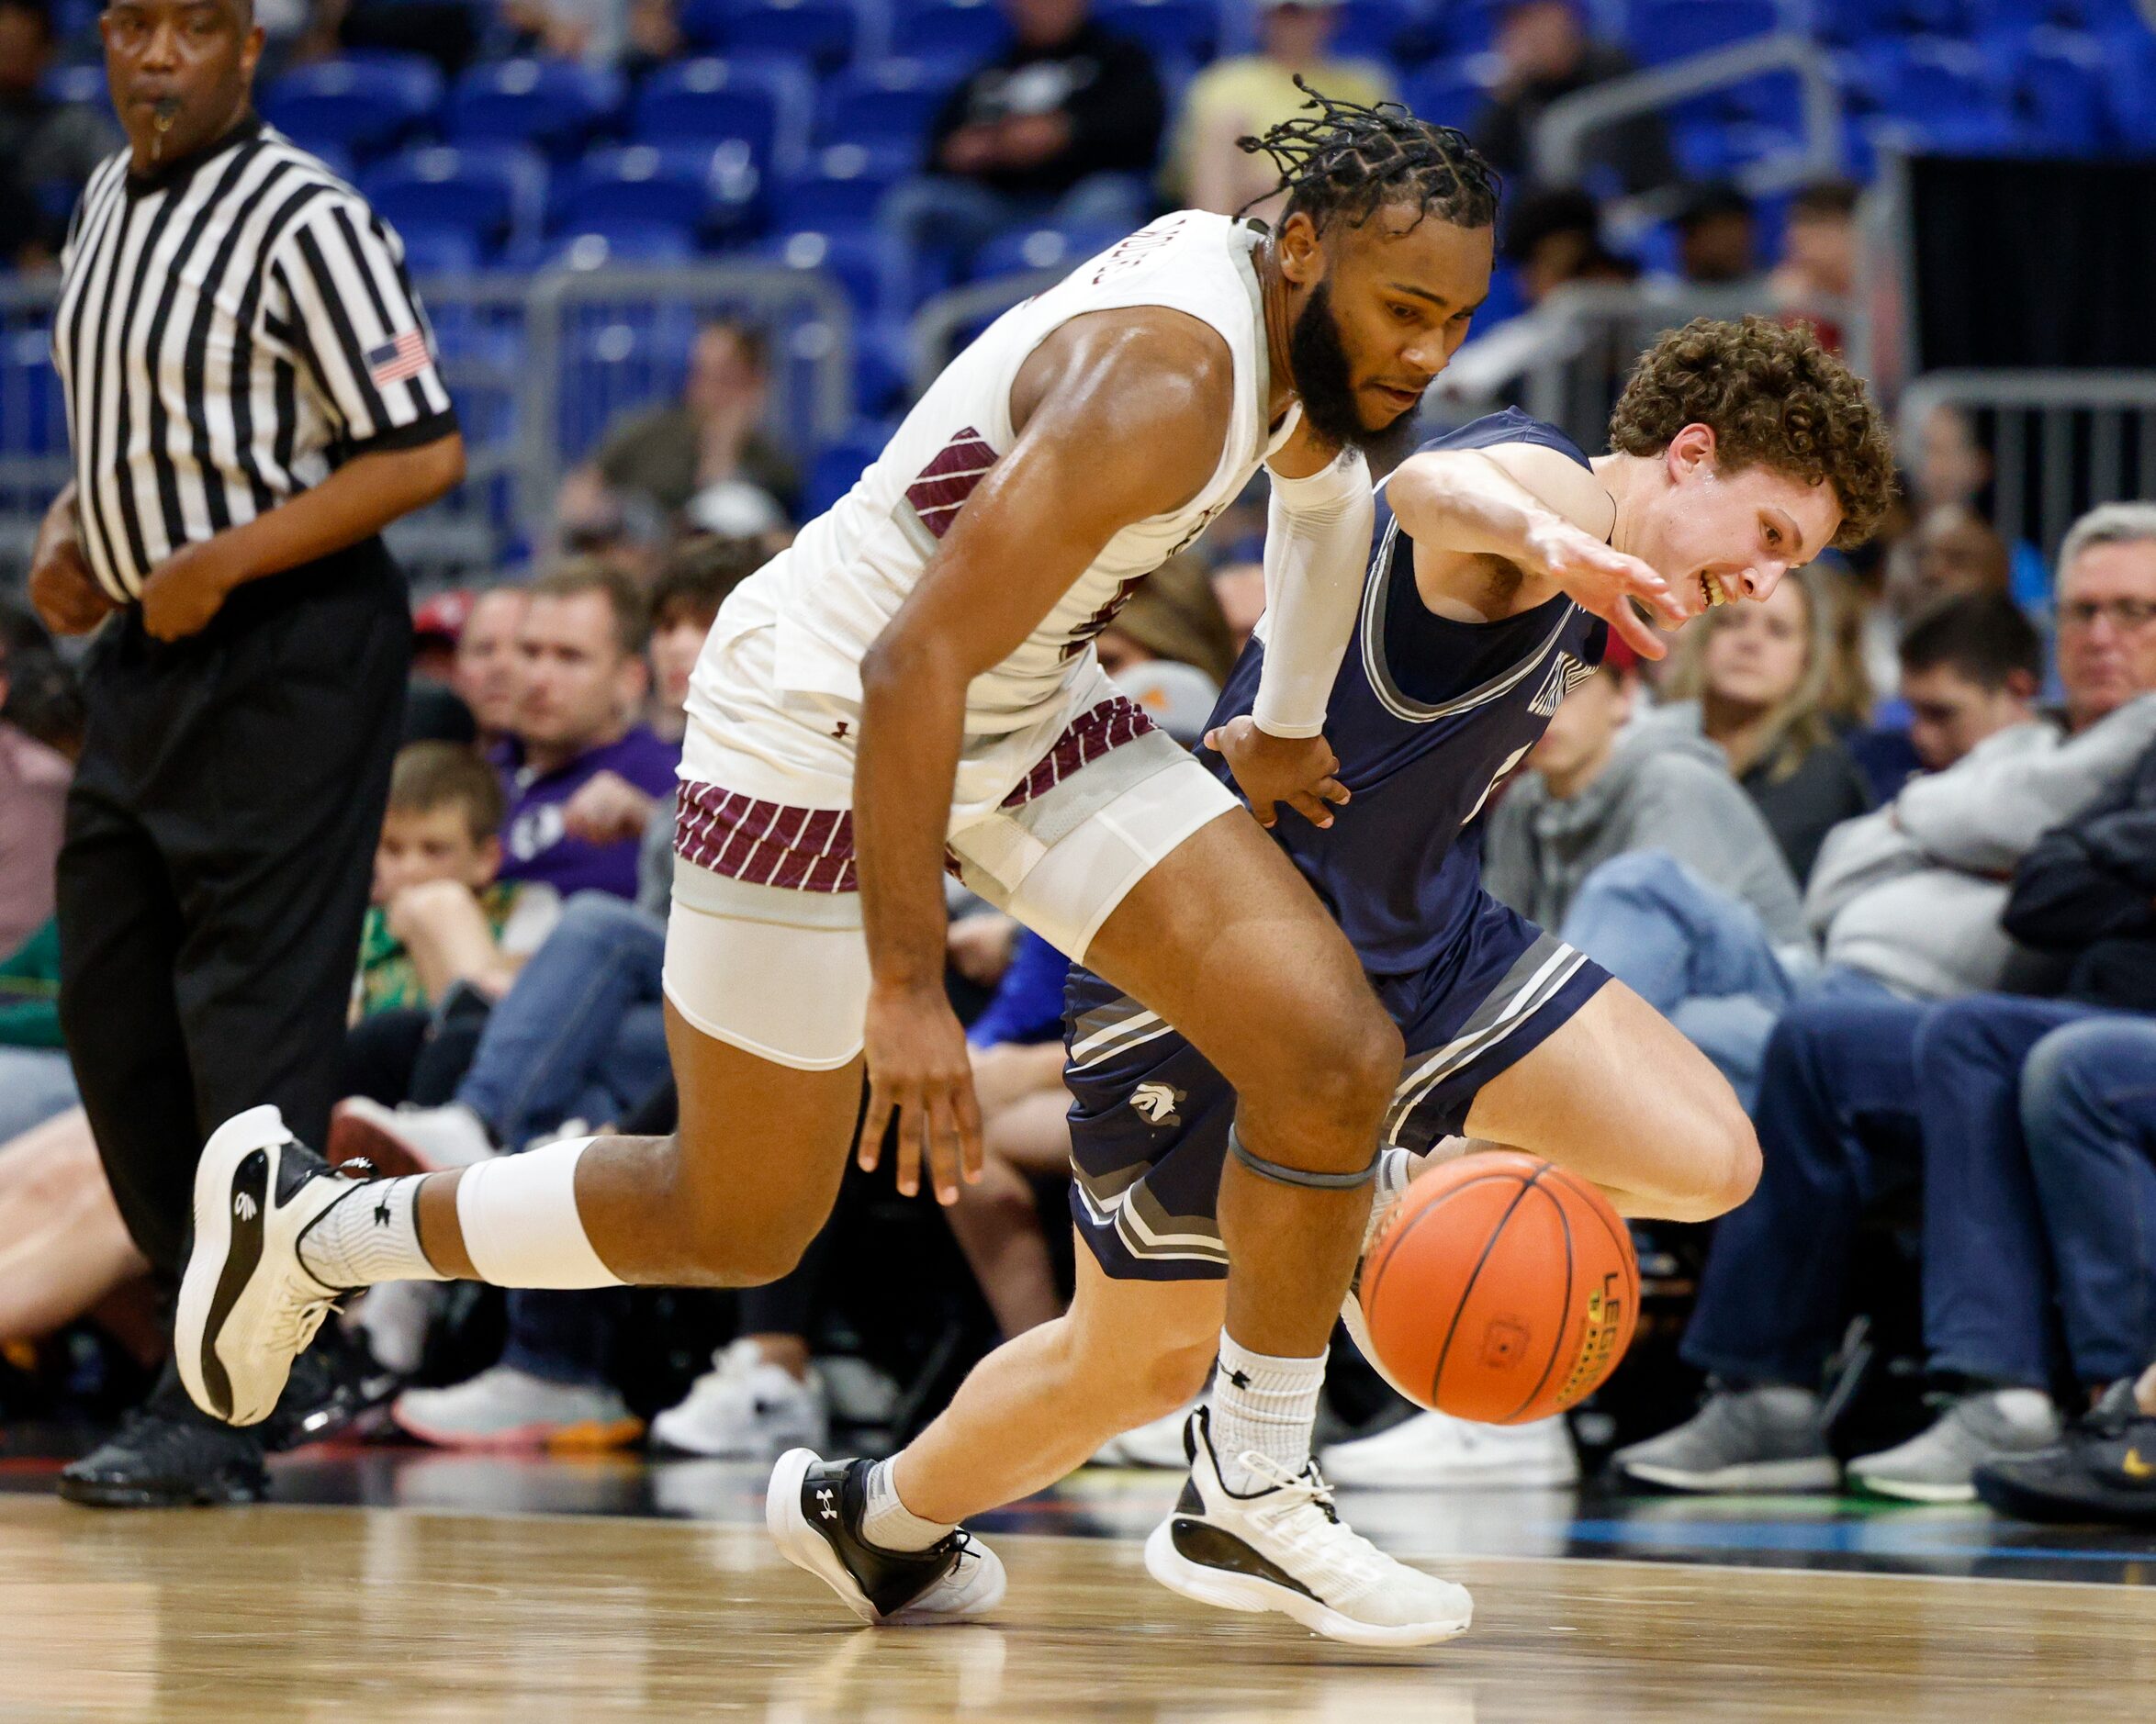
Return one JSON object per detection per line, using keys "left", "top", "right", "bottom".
{"left": 1130, "top": 1081, "right": 1182, "bottom": 1126}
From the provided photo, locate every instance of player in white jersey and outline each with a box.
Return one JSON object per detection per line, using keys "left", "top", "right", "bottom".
{"left": 175, "top": 94, "right": 1682, "bottom": 1642}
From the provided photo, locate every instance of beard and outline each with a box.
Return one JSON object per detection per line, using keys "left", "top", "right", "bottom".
{"left": 1286, "top": 281, "right": 1420, "bottom": 466}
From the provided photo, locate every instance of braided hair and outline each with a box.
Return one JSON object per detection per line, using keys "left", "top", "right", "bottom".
{"left": 1237, "top": 79, "right": 1499, "bottom": 236}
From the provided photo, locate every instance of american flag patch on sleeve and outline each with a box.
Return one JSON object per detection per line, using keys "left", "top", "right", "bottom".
{"left": 366, "top": 330, "right": 432, "bottom": 386}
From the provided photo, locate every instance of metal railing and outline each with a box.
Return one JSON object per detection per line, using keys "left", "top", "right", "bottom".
{"left": 0, "top": 261, "right": 853, "bottom": 581}
{"left": 1432, "top": 281, "right": 1864, "bottom": 456}
{"left": 1533, "top": 32, "right": 1845, "bottom": 199}
{"left": 1897, "top": 371, "right": 2156, "bottom": 559}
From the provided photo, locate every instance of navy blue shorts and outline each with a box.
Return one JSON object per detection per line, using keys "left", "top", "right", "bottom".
{"left": 1064, "top": 889, "right": 1611, "bottom": 1282}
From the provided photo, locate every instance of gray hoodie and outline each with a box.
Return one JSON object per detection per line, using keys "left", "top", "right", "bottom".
{"left": 1484, "top": 724, "right": 1807, "bottom": 945}
{"left": 1805, "top": 692, "right": 2156, "bottom": 998}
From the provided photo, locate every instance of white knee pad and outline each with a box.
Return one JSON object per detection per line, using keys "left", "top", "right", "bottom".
{"left": 455, "top": 1137, "right": 625, "bottom": 1289}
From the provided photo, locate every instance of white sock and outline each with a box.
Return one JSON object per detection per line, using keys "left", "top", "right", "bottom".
{"left": 1209, "top": 1330, "right": 1326, "bottom": 1494}
{"left": 861, "top": 1459, "right": 954, "bottom": 1552}
{"left": 298, "top": 1176, "right": 445, "bottom": 1289}
{"left": 455, "top": 1137, "right": 625, "bottom": 1288}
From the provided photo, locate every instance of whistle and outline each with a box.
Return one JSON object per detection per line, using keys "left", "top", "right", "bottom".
{"left": 151, "top": 96, "right": 179, "bottom": 161}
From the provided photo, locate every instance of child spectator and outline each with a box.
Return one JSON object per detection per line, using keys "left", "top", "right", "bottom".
{"left": 356, "top": 743, "right": 561, "bottom": 1020}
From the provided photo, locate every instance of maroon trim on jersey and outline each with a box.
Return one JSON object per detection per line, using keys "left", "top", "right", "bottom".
{"left": 675, "top": 697, "right": 1157, "bottom": 896}
{"left": 675, "top": 783, "right": 857, "bottom": 893}
{"left": 1000, "top": 696, "right": 1159, "bottom": 808}
{"left": 904, "top": 426, "right": 998, "bottom": 539}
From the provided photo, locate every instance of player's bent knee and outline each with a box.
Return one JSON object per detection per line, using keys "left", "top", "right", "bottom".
{"left": 1670, "top": 1091, "right": 1759, "bottom": 1222}
{"left": 1248, "top": 1004, "right": 1403, "bottom": 1152}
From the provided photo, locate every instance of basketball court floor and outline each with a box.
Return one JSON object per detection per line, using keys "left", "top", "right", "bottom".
{"left": 3, "top": 1446, "right": 2152, "bottom": 1719}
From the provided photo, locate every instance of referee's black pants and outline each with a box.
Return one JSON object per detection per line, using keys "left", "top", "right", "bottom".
{"left": 56, "top": 543, "right": 410, "bottom": 1282}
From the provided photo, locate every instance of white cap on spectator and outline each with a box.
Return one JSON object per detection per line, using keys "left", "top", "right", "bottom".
{"left": 1111, "top": 659, "right": 1221, "bottom": 748}
{"left": 684, "top": 479, "right": 787, "bottom": 541}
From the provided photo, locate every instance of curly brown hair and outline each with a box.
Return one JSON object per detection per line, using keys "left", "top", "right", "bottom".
{"left": 1608, "top": 316, "right": 1895, "bottom": 550}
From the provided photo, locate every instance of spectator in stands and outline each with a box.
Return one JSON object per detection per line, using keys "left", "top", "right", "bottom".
{"left": 1209, "top": 556, "right": 1265, "bottom": 654}
{"left": 0, "top": 0, "right": 118, "bottom": 266}
{"left": 1165, "top": 0, "right": 1391, "bottom": 218}
{"left": 883, "top": 0, "right": 1165, "bottom": 272}
{"left": 453, "top": 585, "right": 529, "bottom": 749}
{"left": 1769, "top": 178, "right": 1859, "bottom": 347}
{"left": 1646, "top": 566, "right": 1874, "bottom": 885}
{"left": 1482, "top": 633, "right": 1805, "bottom": 1109}
{"left": 1672, "top": 181, "right": 1758, "bottom": 288}
{"left": 1471, "top": 0, "right": 1676, "bottom": 196}
{"left": 0, "top": 1105, "right": 150, "bottom": 1350}
{"left": 1848, "top": 592, "right": 2041, "bottom": 800}
{"left": 643, "top": 537, "right": 757, "bottom": 744}
{"left": 1861, "top": 504, "right": 2014, "bottom": 700}
{"left": 356, "top": 743, "right": 561, "bottom": 1021}
{"left": 1829, "top": 735, "right": 2156, "bottom": 1501}
{"left": 556, "top": 319, "right": 795, "bottom": 543}
{"left": 1613, "top": 504, "right": 2156, "bottom": 1495}
{"left": 0, "top": 615, "right": 72, "bottom": 961}
{"left": 1903, "top": 404, "right": 2049, "bottom": 609}
{"left": 495, "top": 561, "right": 679, "bottom": 902}
{"left": 1976, "top": 1030, "right": 2156, "bottom": 1528}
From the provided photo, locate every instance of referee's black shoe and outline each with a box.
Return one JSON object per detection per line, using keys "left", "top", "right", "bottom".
{"left": 1974, "top": 1378, "right": 2156, "bottom": 1528}
{"left": 58, "top": 1365, "right": 269, "bottom": 1508}
{"left": 59, "top": 1330, "right": 399, "bottom": 1508}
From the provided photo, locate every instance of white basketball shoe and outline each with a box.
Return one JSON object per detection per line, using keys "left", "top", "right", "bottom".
{"left": 176, "top": 1104, "right": 368, "bottom": 1427}
{"left": 768, "top": 1450, "right": 1007, "bottom": 1625}
{"left": 1143, "top": 1407, "right": 1474, "bottom": 1647}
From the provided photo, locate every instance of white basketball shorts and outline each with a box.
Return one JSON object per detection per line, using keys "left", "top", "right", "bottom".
{"left": 661, "top": 610, "right": 1239, "bottom": 1070}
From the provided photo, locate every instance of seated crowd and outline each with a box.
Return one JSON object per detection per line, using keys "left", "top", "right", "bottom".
{"left": 3, "top": 377, "right": 2155, "bottom": 1530}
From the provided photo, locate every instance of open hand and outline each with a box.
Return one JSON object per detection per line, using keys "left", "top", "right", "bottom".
{"left": 1524, "top": 521, "right": 1687, "bottom": 661}
{"left": 857, "top": 981, "right": 984, "bottom": 1205}
{"left": 1203, "top": 716, "right": 1350, "bottom": 830}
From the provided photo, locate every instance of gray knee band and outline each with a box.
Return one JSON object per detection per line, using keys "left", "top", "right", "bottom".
{"left": 1228, "top": 1127, "right": 1380, "bottom": 1191}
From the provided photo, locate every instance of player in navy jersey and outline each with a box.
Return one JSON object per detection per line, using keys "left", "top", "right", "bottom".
{"left": 806, "top": 316, "right": 1895, "bottom": 1640}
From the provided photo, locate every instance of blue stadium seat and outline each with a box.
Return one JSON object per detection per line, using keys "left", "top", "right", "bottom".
{"left": 552, "top": 144, "right": 759, "bottom": 241}
{"left": 446, "top": 59, "right": 624, "bottom": 157}
{"left": 887, "top": 0, "right": 1011, "bottom": 63}
{"left": 38, "top": 63, "right": 108, "bottom": 107}
{"left": 1093, "top": 0, "right": 1217, "bottom": 59}
{"left": 1873, "top": 36, "right": 2017, "bottom": 146}
{"left": 395, "top": 222, "right": 483, "bottom": 275}
{"left": 261, "top": 54, "right": 444, "bottom": 159}
{"left": 770, "top": 142, "right": 915, "bottom": 225}
{"left": 679, "top": 0, "right": 877, "bottom": 66}
{"left": 760, "top": 227, "right": 893, "bottom": 319}
{"left": 1330, "top": 0, "right": 1425, "bottom": 63}
{"left": 0, "top": 326, "right": 65, "bottom": 456}
{"left": 969, "top": 219, "right": 1125, "bottom": 282}
{"left": 2016, "top": 28, "right": 2106, "bottom": 152}
{"left": 1424, "top": 0, "right": 1512, "bottom": 56}
{"left": 634, "top": 57, "right": 814, "bottom": 174}
{"left": 817, "top": 57, "right": 968, "bottom": 149}
{"left": 363, "top": 145, "right": 550, "bottom": 258}
{"left": 2099, "top": 22, "right": 2156, "bottom": 146}
{"left": 852, "top": 320, "right": 913, "bottom": 414}
{"left": 804, "top": 418, "right": 900, "bottom": 515}
{"left": 530, "top": 222, "right": 701, "bottom": 270}
{"left": 1627, "top": 0, "right": 1780, "bottom": 64}
{"left": 1400, "top": 58, "right": 1489, "bottom": 129}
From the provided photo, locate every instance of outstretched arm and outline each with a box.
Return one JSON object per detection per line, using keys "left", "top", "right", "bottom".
{"left": 852, "top": 309, "right": 1231, "bottom": 1207}
{"left": 1385, "top": 446, "right": 1689, "bottom": 658}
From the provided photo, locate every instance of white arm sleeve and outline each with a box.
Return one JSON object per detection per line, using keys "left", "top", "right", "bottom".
{"left": 1249, "top": 448, "right": 1375, "bottom": 739}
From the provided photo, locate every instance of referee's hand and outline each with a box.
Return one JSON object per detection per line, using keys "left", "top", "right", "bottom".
{"left": 28, "top": 538, "right": 114, "bottom": 637}
{"left": 140, "top": 540, "right": 241, "bottom": 642}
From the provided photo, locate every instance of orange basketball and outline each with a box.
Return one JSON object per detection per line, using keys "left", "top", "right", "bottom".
{"left": 1357, "top": 1151, "right": 1639, "bottom": 1425}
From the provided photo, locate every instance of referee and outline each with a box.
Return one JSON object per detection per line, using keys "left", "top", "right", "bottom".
{"left": 27, "top": 0, "right": 462, "bottom": 1504}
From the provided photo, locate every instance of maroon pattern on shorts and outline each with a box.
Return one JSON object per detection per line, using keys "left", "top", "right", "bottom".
{"left": 1000, "top": 696, "right": 1159, "bottom": 808}
{"left": 904, "top": 427, "right": 997, "bottom": 539}
{"left": 675, "top": 782, "right": 857, "bottom": 893}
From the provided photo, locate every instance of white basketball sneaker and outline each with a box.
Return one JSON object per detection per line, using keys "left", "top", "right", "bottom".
{"left": 176, "top": 1104, "right": 368, "bottom": 1427}
{"left": 652, "top": 1338, "right": 830, "bottom": 1459}
{"left": 768, "top": 1450, "right": 1007, "bottom": 1625}
{"left": 1143, "top": 1407, "right": 1474, "bottom": 1647}
{"left": 1322, "top": 1410, "right": 1581, "bottom": 1489}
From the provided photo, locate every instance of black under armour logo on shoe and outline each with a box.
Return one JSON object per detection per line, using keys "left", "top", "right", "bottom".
{"left": 1226, "top": 1368, "right": 1252, "bottom": 1391}
{"left": 374, "top": 1198, "right": 393, "bottom": 1227}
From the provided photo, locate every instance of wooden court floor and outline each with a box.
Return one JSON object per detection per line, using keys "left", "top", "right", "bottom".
{"left": 4, "top": 1493, "right": 2155, "bottom": 1722}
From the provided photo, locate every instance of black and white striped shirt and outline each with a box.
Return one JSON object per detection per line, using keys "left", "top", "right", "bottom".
{"left": 53, "top": 118, "right": 456, "bottom": 604}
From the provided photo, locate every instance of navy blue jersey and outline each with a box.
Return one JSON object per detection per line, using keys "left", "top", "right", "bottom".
{"left": 1205, "top": 409, "right": 1609, "bottom": 980}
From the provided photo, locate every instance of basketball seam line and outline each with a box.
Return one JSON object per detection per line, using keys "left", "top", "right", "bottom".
{"left": 1502, "top": 1170, "right": 1574, "bottom": 1424}
{"left": 1420, "top": 1172, "right": 1541, "bottom": 1412}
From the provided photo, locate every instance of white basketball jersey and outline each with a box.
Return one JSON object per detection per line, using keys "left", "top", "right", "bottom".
{"left": 705, "top": 210, "right": 1298, "bottom": 736}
